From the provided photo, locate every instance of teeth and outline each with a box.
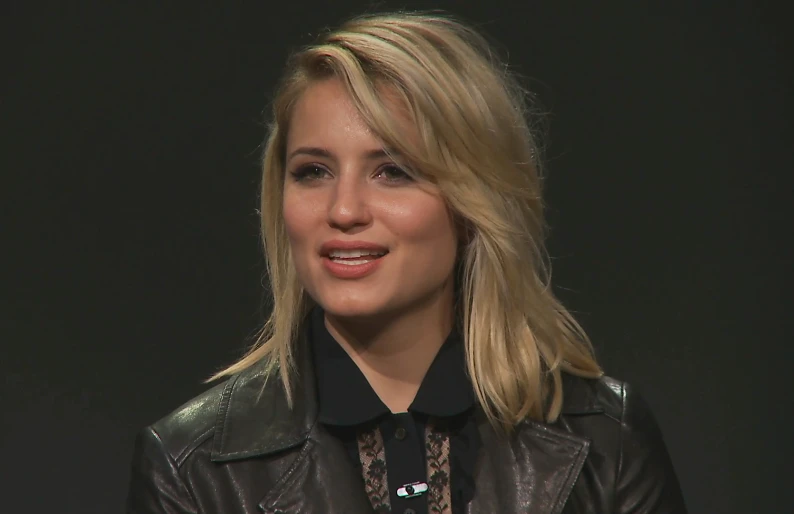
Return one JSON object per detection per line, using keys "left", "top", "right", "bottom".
{"left": 328, "top": 249, "right": 386, "bottom": 258}
{"left": 333, "top": 259, "right": 372, "bottom": 266}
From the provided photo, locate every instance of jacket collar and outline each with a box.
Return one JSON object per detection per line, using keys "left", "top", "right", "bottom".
{"left": 207, "top": 322, "right": 602, "bottom": 513}
{"left": 210, "top": 324, "right": 318, "bottom": 462}
{"left": 467, "top": 410, "right": 590, "bottom": 514}
{"left": 560, "top": 371, "right": 611, "bottom": 415}
{"left": 209, "top": 324, "right": 606, "bottom": 462}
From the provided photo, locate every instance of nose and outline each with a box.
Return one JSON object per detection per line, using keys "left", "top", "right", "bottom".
{"left": 327, "top": 173, "right": 372, "bottom": 230}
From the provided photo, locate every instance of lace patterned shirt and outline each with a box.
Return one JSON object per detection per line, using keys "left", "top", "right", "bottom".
{"left": 310, "top": 306, "right": 480, "bottom": 514}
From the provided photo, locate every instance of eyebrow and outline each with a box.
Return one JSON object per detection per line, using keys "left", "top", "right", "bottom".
{"left": 287, "top": 146, "right": 398, "bottom": 162}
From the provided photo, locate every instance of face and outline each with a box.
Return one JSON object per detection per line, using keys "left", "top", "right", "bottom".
{"left": 282, "top": 78, "right": 458, "bottom": 321}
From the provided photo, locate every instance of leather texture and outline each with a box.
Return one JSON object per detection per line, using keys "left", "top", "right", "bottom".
{"left": 126, "top": 337, "right": 687, "bottom": 513}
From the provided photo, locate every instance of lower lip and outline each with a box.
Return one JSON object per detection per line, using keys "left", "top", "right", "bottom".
{"left": 321, "top": 255, "right": 386, "bottom": 279}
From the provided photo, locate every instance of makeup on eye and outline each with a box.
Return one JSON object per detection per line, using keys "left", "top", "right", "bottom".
{"left": 288, "top": 162, "right": 414, "bottom": 183}
{"left": 289, "top": 164, "right": 329, "bottom": 182}
{"left": 373, "top": 164, "right": 413, "bottom": 183}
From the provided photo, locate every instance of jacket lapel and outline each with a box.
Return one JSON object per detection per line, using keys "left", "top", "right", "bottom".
{"left": 467, "top": 414, "right": 590, "bottom": 514}
{"left": 209, "top": 324, "right": 376, "bottom": 513}
{"left": 208, "top": 318, "right": 594, "bottom": 514}
{"left": 257, "top": 428, "right": 374, "bottom": 514}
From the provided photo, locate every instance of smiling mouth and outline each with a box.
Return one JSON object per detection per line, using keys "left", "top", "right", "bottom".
{"left": 326, "top": 249, "right": 388, "bottom": 266}
{"left": 329, "top": 257, "right": 383, "bottom": 266}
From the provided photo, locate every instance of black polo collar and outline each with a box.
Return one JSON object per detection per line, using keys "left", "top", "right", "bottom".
{"left": 208, "top": 310, "right": 607, "bottom": 462}
{"left": 310, "top": 306, "right": 475, "bottom": 426}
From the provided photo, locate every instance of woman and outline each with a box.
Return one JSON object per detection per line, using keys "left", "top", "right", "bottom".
{"left": 127, "top": 11, "right": 686, "bottom": 514}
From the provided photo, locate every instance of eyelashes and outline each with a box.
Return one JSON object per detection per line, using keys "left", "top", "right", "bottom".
{"left": 288, "top": 164, "right": 414, "bottom": 184}
{"left": 376, "top": 164, "right": 413, "bottom": 182}
{"left": 290, "top": 164, "right": 328, "bottom": 182}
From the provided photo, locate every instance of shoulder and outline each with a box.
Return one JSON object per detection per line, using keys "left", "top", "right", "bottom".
{"left": 560, "top": 372, "right": 628, "bottom": 421}
{"left": 560, "top": 373, "right": 668, "bottom": 442}
{"left": 562, "top": 373, "right": 677, "bottom": 457}
{"left": 144, "top": 364, "right": 271, "bottom": 466}
{"left": 559, "top": 373, "right": 687, "bottom": 510}
{"left": 484, "top": 374, "right": 685, "bottom": 510}
{"left": 145, "top": 380, "right": 227, "bottom": 465}
{"left": 126, "top": 365, "right": 296, "bottom": 511}
{"left": 561, "top": 373, "right": 668, "bottom": 434}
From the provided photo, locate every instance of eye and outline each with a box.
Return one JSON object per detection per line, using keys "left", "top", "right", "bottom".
{"left": 375, "top": 164, "right": 413, "bottom": 183}
{"left": 290, "top": 164, "right": 329, "bottom": 182}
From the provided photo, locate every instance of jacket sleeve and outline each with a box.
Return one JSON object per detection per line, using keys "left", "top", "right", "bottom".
{"left": 126, "top": 427, "right": 198, "bottom": 514}
{"left": 615, "top": 383, "right": 688, "bottom": 514}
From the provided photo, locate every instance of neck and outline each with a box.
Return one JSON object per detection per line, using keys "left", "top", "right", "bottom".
{"left": 324, "top": 285, "right": 455, "bottom": 413}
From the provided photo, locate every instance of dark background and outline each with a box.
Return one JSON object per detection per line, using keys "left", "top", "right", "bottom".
{"left": 3, "top": 2, "right": 791, "bottom": 513}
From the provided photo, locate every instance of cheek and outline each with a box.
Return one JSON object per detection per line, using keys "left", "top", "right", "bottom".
{"left": 282, "top": 192, "right": 318, "bottom": 247}
{"left": 282, "top": 198, "right": 318, "bottom": 290}
{"left": 282, "top": 203, "right": 301, "bottom": 243}
{"left": 388, "top": 196, "right": 457, "bottom": 256}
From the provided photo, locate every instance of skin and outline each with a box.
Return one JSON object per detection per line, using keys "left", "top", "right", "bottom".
{"left": 282, "top": 78, "right": 459, "bottom": 412}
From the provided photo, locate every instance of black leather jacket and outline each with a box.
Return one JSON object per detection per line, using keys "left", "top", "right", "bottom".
{"left": 126, "top": 343, "right": 687, "bottom": 513}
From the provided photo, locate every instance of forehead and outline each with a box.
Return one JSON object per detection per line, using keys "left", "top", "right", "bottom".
{"left": 286, "top": 78, "right": 414, "bottom": 155}
{"left": 287, "top": 79, "right": 376, "bottom": 150}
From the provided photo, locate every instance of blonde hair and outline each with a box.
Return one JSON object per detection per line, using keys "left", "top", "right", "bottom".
{"left": 211, "top": 11, "right": 602, "bottom": 430}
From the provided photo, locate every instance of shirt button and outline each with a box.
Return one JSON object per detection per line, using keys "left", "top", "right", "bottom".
{"left": 394, "top": 426, "right": 407, "bottom": 440}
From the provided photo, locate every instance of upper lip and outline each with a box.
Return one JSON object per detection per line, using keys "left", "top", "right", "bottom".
{"left": 319, "top": 240, "right": 389, "bottom": 256}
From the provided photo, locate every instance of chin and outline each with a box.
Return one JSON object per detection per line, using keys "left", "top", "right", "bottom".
{"left": 318, "top": 298, "right": 389, "bottom": 320}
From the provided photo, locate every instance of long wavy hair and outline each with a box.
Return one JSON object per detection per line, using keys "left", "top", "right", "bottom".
{"left": 210, "top": 11, "right": 602, "bottom": 430}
